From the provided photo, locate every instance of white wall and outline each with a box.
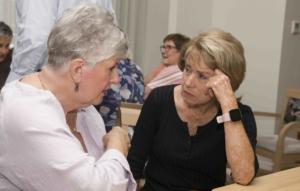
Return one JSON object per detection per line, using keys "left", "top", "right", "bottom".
{"left": 176, "top": 0, "right": 212, "bottom": 37}
{"left": 210, "top": 0, "right": 286, "bottom": 135}
{"left": 277, "top": 0, "right": 300, "bottom": 111}
{"left": 131, "top": 0, "right": 297, "bottom": 136}
{"left": 141, "top": 0, "right": 170, "bottom": 73}
{"left": 0, "top": 0, "right": 16, "bottom": 31}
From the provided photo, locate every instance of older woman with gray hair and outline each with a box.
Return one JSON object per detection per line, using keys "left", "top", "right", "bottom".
{"left": 0, "top": 4, "right": 136, "bottom": 191}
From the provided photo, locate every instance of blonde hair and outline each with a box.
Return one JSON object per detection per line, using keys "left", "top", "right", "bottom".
{"left": 179, "top": 29, "right": 245, "bottom": 91}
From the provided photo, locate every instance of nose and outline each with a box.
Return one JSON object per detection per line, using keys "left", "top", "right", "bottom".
{"left": 184, "top": 73, "right": 196, "bottom": 87}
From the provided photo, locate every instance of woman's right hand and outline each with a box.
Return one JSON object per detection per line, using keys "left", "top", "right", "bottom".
{"left": 103, "top": 126, "right": 130, "bottom": 156}
{"left": 135, "top": 179, "right": 145, "bottom": 190}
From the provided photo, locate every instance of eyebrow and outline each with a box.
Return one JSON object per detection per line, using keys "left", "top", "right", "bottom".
{"left": 186, "top": 63, "right": 213, "bottom": 75}
{"left": 164, "top": 43, "right": 175, "bottom": 46}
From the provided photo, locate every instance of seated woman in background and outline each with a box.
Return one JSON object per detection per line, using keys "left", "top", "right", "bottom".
{"left": 0, "top": 4, "right": 136, "bottom": 191}
{"left": 0, "top": 21, "right": 13, "bottom": 89}
{"left": 144, "top": 33, "right": 190, "bottom": 98}
{"left": 96, "top": 57, "right": 144, "bottom": 132}
{"left": 128, "top": 29, "right": 259, "bottom": 191}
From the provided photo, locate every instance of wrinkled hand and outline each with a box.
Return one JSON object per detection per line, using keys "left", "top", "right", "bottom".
{"left": 103, "top": 126, "right": 130, "bottom": 156}
{"left": 206, "top": 69, "right": 237, "bottom": 111}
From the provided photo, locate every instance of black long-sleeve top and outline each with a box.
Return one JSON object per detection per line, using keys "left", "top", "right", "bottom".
{"left": 128, "top": 85, "right": 258, "bottom": 191}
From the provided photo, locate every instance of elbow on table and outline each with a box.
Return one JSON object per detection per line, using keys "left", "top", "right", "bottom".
{"left": 233, "top": 168, "right": 255, "bottom": 186}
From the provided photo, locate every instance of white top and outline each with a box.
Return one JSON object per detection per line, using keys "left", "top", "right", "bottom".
{"left": 0, "top": 81, "right": 136, "bottom": 191}
{"left": 6, "top": 0, "right": 116, "bottom": 82}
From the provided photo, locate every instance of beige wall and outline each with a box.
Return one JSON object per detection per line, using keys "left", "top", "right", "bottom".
{"left": 0, "top": 0, "right": 16, "bottom": 31}
{"left": 123, "top": 0, "right": 300, "bottom": 136}
{"left": 278, "top": 0, "right": 300, "bottom": 111}
{"left": 210, "top": 0, "right": 286, "bottom": 136}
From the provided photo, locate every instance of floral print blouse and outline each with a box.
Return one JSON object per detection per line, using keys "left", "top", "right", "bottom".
{"left": 97, "top": 58, "right": 144, "bottom": 131}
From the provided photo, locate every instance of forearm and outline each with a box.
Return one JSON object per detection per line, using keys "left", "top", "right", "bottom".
{"left": 221, "top": 101, "right": 255, "bottom": 185}
{"left": 224, "top": 122, "right": 255, "bottom": 185}
{"left": 208, "top": 69, "right": 256, "bottom": 184}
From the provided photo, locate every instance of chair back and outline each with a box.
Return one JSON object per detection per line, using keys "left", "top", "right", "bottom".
{"left": 117, "top": 102, "right": 142, "bottom": 127}
{"left": 254, "top": 88, "right": 300, "bottom": 172}
{"left": 253, "top": 88, "right": 300, "bottom": 134}
{"left": 280, "top": 88, "right": 300, "bottom": 138}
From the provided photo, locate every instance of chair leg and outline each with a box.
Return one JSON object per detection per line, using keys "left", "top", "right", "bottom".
{"left": 273, "top": 154, "right": 282, "bottom": 172}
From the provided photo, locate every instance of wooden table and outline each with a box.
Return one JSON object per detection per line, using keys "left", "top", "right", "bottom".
{"left": 213, "top": 167, "right": 300, "bottom": 191}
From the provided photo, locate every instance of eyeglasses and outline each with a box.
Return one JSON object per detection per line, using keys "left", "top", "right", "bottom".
{"left": 160, "top": 45, "right": 177, "bottom": 52}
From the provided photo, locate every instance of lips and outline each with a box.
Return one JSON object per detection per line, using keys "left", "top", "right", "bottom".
{"left": 182, "top": 88, "right": 194, "bottom": 98}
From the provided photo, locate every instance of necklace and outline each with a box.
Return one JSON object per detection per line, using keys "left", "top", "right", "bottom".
{"left": 66, "top": 112, "right": 77, "bottom": 133}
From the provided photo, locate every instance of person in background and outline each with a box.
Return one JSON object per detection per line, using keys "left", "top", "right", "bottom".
{"left": 0, "top": 4, "right": 136, "bottom": 191}
{"left": 0, "top": 21, "right": 13, "bottom": 89}
{"left": 144, "top": 33, "right": 190, "bottom": 98}
{"left": 128, "top": 29, "right": 258, "bottom": 191}
{"left": 6, "top": 0, "right": 115, "bottom": 83}
{"left": 96, "top": 57, "right": 144, "bottom": 132}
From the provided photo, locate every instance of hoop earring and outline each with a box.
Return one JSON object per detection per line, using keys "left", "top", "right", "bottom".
{"left": 74, "top": 83, "right": 79, "bottom": 92}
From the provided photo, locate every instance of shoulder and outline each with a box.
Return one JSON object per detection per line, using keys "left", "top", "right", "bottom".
{"left": 238, "top": 102, "right": 254, "bottom": 116}
{"left": 238, "top": 102, "right": 257, "bottom": 131}
{"left": 147, "top": 85, "right": 176, "bottom": 103}
{"left": 1, "top": 82, "right": 64, "bottom": 129}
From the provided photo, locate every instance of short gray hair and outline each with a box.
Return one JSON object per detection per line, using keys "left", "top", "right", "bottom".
{"left": 47, "top": 3, "right": 128, "bottom": 69}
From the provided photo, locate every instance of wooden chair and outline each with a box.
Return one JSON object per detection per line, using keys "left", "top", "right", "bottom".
{"left": 117, "top": 102, "right": 145, "bottom": 188}
{"left": 116, "top": 102, "right": 142, "bottom": 127}
{"left": 255, "top": 88, "right": 300, "bottom": 172}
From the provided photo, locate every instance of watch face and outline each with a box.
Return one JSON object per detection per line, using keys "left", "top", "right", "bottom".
{"left": 230, "top": 109, "right": 242, "bottom": 121}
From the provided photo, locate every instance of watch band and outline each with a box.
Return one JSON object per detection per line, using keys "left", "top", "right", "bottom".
{"left": 216, "top": 113, "right": 231, "bottom": 124}
{"left": 216, "top": 108, "right": 242, "bottom": 124}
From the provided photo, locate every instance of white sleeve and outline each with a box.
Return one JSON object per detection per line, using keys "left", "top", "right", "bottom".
{"left": 0, "top": 174, "right": 20, "bottom": 191}
{"left": 6, "top": 0, "right": 58, "bottom": 82}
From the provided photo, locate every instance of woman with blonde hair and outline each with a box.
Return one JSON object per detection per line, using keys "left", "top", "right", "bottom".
{"left": 128, "top": 29, "right": 258, "bottom": 191}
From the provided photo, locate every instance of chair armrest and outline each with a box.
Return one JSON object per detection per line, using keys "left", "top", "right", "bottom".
{"left": 277, "top": 121, "right": 300, "bottom": 146}
{"left": 272, "top": 121, "right": 300, "bottom": 171}
{"left": 253, "top": 111, "right": 281, "bottom": 118}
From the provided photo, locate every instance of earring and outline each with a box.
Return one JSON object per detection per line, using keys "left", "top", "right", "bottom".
{"left": 74, "top": 83, "right": 79, "bottom": 92}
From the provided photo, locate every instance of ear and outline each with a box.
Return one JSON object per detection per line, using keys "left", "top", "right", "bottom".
{"left": 69, "top": 58, "right": 85, "bottom": 83}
